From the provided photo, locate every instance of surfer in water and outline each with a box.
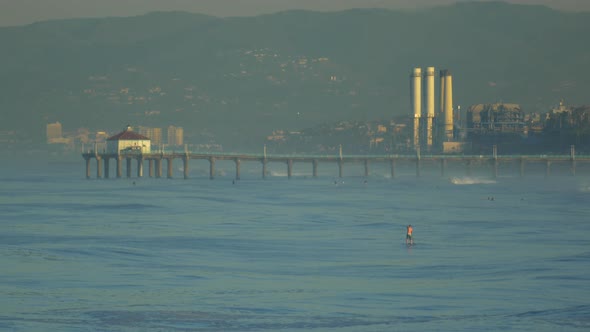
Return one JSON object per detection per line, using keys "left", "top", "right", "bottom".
{"left": 405, "top": 225, "right": 414, "bottom": 245}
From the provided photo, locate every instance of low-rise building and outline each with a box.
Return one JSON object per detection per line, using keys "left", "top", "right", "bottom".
{"left": 106, "top": 125, "right": 151, "bottom": 154}
{"left": 46, "top": 122, "right": 63, "bottom": 143}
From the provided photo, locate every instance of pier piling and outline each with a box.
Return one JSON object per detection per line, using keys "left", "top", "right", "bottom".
{"left": 116, "top": 156, "right": 122, "bottom": 178}
{"left": 137, "top": 157, "right": 143, "bottom": 178}
{"left": 492, "top": 145, "right": 498, "bottom": 179}
{"left": 96, "top": 157, "right": 102, "bottom": 178}
{"left": 126, "top": 158, "right": 131, "bottom": 178}
{"left": 571, "top": 145, "right": 576, "bottom": 176}
{"left": 234, "top": 158, "right": 241, "bottom": 180}
{"left": 287, "top": 159, "right": 293, "bottom": 179}
{"left": 156, "top": 158, "right": 162, "bottom": 178}
{"left": 104, "top": 158, "right": 110, "bottom": 179}
{"left": 209, "top": 157, "right": 215, "bottom": 180}
{"left": 166, "top": 158, "right": 173, "bottom": 179}
{"left": 85, "top": 157, "right": 91, "bottom": 179}
{"left": 312, "top": 159, "right": 318, "bottom": 178}
{"left": 183, "top": 155, "right": 189, "bottom": 179}
{"left": 82, "top": 149, "right": 588, "bottom": 180}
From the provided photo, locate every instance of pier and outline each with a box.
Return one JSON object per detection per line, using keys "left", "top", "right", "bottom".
{"left": 82, "top": 146, "right": 590, "bottom": 179}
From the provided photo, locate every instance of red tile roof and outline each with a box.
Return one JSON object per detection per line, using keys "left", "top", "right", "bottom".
{"left": 107, "top": 129, "right": 150, "bottom": 141}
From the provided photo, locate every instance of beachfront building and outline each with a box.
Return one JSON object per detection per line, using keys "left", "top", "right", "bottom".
{"left": 106, "top": 125, "right": 151, "bottom": 154}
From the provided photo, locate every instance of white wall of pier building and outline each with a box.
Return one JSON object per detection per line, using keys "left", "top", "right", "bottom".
{"left": 106, "top": 126, "right": 151, "bottom": 154}
{"left": 106, "top": 139, "right": 151, "bottom": 154}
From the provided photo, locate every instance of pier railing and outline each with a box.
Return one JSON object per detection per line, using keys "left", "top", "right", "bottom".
{"left": 82, "top": 146, "right": 589, "bottom": 179}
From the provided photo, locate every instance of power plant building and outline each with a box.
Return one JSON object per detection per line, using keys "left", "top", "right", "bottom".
{"left": 467, "top": 103, "right": 525, "bottom": 134}
{"left": 411, "top": 68, "right": 422, "bottom": 150}
{"left": 409, "top": 66, "right": 466, "bottom": 153}
{"left": 425, "top": 67, "right": 435, "bottom": 149}
{"left": 440, "top": 70, "right": 454, "bottom": 141}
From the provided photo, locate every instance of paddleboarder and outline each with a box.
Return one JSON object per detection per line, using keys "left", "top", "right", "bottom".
{"left": 406, "top": 225, "right": 414, "bottom": 245}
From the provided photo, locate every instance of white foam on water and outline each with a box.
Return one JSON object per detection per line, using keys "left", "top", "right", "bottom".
{"left": 449, "top": 176, "right": 497, "bottom": 185}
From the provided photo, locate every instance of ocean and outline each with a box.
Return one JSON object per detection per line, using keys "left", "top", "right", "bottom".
{"left": 1, "top": 159, "right": 589, "bottom": 331}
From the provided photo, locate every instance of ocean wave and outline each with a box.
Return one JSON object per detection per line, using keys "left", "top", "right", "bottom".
{"left": 449, "top": 177, "right": 496, "bottom": 185}
{"left": 0, "top": 247, "right": 60, "bottom": 261}
{"left": 93, "top": 203, "right": 158, "bottom": 210}
{"left": 0, "top": 202, "right": 158, "bottom": 211}
{"left": 61, "top": 202, "right": 159, "bottom": 211}
{"left": 511, "top": 304, "right": 590, "bottom": 327}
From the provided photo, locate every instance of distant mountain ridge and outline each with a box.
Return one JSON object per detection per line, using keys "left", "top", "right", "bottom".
{"left": 0, "top": 1, "right": 589, "bottom": 149}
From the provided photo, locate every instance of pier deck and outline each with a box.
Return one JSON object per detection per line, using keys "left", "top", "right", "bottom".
{"left": 82, "top": 149, "right": 590, "bottom": 179}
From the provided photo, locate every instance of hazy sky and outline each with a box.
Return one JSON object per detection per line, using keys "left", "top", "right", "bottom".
{"left": 1, "top": 0, "right": 589, "bottom": 27}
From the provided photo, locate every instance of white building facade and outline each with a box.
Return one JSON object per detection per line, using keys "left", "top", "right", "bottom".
{"left": 106, "top": 125, "right": 151, "bottom": 154}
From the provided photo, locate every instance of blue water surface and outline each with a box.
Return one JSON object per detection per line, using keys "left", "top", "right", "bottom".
{"left": 1, "top": 161, "right": 589, "bottom": 331}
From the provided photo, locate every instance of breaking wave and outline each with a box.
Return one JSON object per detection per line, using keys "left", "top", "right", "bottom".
{"left": 449, "top": 177, "right": 496, "bottom": 185}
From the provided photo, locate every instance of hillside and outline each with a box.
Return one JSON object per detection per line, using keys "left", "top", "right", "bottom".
{"left": 0, "top": 2, "right": 589, "bottom": 149}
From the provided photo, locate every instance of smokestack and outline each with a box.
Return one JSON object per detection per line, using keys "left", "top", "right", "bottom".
{"left": 444, "top": 70, "right": 454, "bottom": 140}
{"left": 425, "top": 67, "right": 435, "bottom": 150}
{"left": 440, "top": 70, "right": 446, "bottom": 116}
{"left": 438, "top": 70, "right": 446, "bottom": 146}
{"left": 411, "top": 68, "right": 422, "bottom": 150}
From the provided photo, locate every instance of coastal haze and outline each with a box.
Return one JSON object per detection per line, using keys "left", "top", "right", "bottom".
{"left": 1, "top": 0, "right": 590, "bottom": 26}
{"left": 1, "top": 2, "right": 590, "bottom": 331}
{"left": 1, "top": 1, "right": 590, "bottom": 153}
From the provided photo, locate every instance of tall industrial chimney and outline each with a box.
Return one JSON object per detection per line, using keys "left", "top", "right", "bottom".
{"left": 411, "top": 68, "right": 422, "bottom": 150}
{"left": 439, "top": 70, "right": 447, "bottom": 145}
{"left": 425, "top": 67, "right": 435, "bottom": 150}
{"left": 444, "top": 70, "right": 454, "bottom": 140}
